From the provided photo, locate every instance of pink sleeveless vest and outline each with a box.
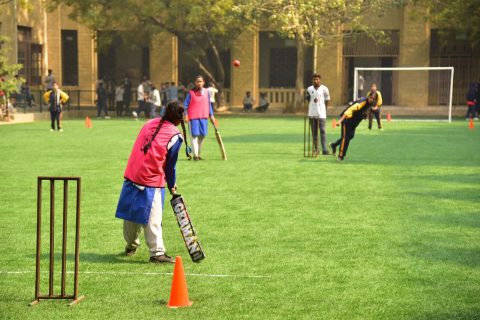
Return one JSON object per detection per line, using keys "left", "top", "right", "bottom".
{"left": 124, "top": 119, "right": 180, "bottom": 187}
{"left": 187, "top": 89, "right": 210, "bottom": 120}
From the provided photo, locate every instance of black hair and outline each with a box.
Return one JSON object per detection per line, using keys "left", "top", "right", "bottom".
{"left": 312, "top": 73, "right": 321, "bottom": 79}
{"left": 141, "top": 101, "right": 191, "bottom": 159}
{"left": 194, "top": 75, "right": 204, "bottom": 82}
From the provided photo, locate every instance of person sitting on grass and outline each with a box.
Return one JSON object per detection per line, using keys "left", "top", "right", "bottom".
{"left": 242, "top": 91, "right": 255, "bottom": 112}
{"left": 115, "top": 100, "right": 191, "bottom": 264}
{"left": 255, "top": 93, "right": 269, "bottom": 113}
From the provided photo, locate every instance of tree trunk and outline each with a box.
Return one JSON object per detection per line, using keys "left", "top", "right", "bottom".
{"left": 288, "top": 37, "right": 306, "bottom": 113}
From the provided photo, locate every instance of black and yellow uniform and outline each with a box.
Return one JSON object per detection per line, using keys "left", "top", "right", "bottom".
{"left": 367, "top": 90, "right": 383, "bottom": 130}
{"left": 330, "top": 97, "right": 374, "bottom": 160}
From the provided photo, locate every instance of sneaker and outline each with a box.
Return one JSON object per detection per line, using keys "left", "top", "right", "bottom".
{"left": 105, "top": 116, "right": 111, "bottom": 119}
{"left": 194, "top": 156, "right": 200, "bottom": 161}
{"left": 125, "top": 247, "right": 137, "bottom": 257}
{"left": 322, "top": 151, "right": 330, "bottom": 156}
{"left": 149, "top": 254, "right": 175, "bottom": 264}
{"left": 337, "top": 157, "right": 344, "bottom": 162}
{"left": 59, "top": 128, "right": 63, "bottom": 132}
{"left": 50, "top": 129, "right": 54, "bottom": 132}
{"left": 329, "top": 143, "right": 336, "bottom": 156}
{"left": 132, "top": 111, "right": 138, "bottom": 118}
{"left": 379, "top": 128, "right": 384, "bottom": 131}
{"left": 474, "top": 117, "right": 479, "bottom": 121}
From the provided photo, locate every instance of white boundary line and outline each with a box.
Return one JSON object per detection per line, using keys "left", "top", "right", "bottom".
{"left": 0, "top": 270, "right": 271, "bottom": 279}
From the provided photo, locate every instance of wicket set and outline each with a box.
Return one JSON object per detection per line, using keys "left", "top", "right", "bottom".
{"left": 303, "top": 116, "right": 316, "bottom": 157}
{"left": 30, "top": 176, "right": 84, "bottom": 306}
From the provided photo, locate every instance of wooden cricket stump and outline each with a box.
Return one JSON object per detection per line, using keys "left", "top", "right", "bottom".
{"left": 304, "top": 116, "right": 317, "bottom": 157}
{"left": 30, "top": 177, "right": 84, "bottom": 307}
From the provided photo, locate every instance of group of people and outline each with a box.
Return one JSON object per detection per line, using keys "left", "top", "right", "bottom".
{"left": 242, "top": 92, "right": 270, "bottom": 112}
{"left": 115, "top": 74, "right": 216, "bottom": 263}
{"left": 306, "top": 73, "right": 383, "bottom": 161}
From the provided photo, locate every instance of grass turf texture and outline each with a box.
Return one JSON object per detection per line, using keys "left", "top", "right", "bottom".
{"left": 0, "top": 117, "right": 479, "bottom": 319}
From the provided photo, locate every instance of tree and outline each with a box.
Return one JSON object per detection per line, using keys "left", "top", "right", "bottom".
{"left": 409, "top": 0, "right": 480, "bottom": 47}
{"left": 238, "top": 0, "right": 399, "bottom": 112}
{"left": 0, "top": 36, "right": 24, "bottom": 119}
{"left": 45, "top": 0, "right": 256, "bottom": 107}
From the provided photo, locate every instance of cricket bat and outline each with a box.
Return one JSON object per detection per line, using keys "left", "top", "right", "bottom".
{"left": 214, "top": 128, "right": 227, "bottom": 160}
{"left": 170, "top": 194, "right": 205, "bottom": 263}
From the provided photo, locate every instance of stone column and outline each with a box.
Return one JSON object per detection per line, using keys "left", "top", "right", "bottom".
{"left": 398, "top": 5, "right": 430, "bottom": 107}
{"left": 231, "top": 30, "right": 259, "bottom": 107}
{"left": 150, "top": 33, "right": 178, "bottom": 87}
{"left": 316, "top": 40, "right": 343, "bottom": 108}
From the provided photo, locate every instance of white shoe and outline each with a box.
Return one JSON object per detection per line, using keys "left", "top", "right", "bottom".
{"left": 132, "top": 111, "right": 138, "bottom": 118}
{"left": 474, "top": 117, "right": 479, "bottom": 121}
{"left": 50, "top": 129, "right": 54, "bottom": 132}
{"left": 59, "top": 128, "right": 63, "bottom": 132}
{"left": 105, "top": 116, "right": 111, "bottom": 119}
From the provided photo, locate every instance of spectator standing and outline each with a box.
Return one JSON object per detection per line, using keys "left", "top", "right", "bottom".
{"left": 96, "top": 81, "right": 110, "bottom": 119}
{"left": 44, "top": 69, "right": 55, "bottom": 91}
{"left": 168, "top": 82, "right": 178, "bottom": 101}
{"left": 358, "top": 74, "right": 365, "bottom": 98}
{"left": 207, "top": 82, "right": 218, "bottom": 109}
{"left": 123, "top": 77, "right": 132, "bottom": 116}
{"left": 43, "top": 82, "right": 69, "bottom": 131}
{"left": 133, "top": 81, "right": 147, "bottom": 118}
{"left": 115, "top": 84, "right": 125, "bottom": 117}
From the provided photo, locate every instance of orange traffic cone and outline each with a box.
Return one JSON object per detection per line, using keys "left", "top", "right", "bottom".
{"left": 469, "top": 117, "right": 474, "bottom": 129}
{"left": 85, "top": 116, "right": 92, "bottom": 128}
{"left": 167, "top": 256, "right": 193, "bottom": 308}
{"left": 387, "top": 112, "right": 392, "bottom": 122}
{"left": 332, "top": 118, "right": 337, "bottom": 128}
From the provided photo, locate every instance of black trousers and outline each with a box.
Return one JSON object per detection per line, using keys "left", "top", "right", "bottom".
{"left": 368, "top": 108, "right": 382, "bottom": 129}
{"left": 50, "top": 110, "right": 61, "bottom": 130}
{"left": 332, "top": 122, "right": 356, "bottom": 159}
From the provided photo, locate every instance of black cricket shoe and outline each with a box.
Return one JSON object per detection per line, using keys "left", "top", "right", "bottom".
{"left": 329, "top": 143, "right": 336, "bottom": 156}
{"left": 149, "top": 254, "right": 176, "bottom": 264}
{"left": 322, "top": 151, "right": 330, "bottom": 156}
{"left": 125, "top": 247, "right": 137, "bottom": 257}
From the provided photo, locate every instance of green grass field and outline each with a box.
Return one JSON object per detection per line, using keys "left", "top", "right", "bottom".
{"left": 0, "top": 117, "right": 479, "bottom": 319}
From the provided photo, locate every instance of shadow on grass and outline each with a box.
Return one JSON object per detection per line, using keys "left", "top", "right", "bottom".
{"left": 416, "top": 308, "right": 480, "bottom": 320}
{"left": 415, "top": 211, "right": 480, "bottom": 229}
{"left": 27, "top": 252, "right": 145, "bottom": 265}
{"left": 405, "top": 242, "right": 480, "bottom": 268}
{"left": 223, "top": 133, "right": 302, "bottom": 144}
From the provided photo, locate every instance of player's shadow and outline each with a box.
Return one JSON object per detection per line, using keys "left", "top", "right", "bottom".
{"left": 26, "top": 252, "right": 145, "bottom": 265}
{"left": 80, "top": 252, "right": 146, "bottom": 265}
{"left": 223, "top": 133, "right": 302, "bottom": 144}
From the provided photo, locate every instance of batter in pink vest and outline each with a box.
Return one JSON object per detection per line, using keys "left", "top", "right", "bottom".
{"left": 184, "top": 75, "right": 216, "bottom": 161}
{"left": 115, "top": 101, "right": 191, "bottom": 264}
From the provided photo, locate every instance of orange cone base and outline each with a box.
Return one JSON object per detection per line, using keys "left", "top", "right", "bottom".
{"left": 166, "top": 256, "right": 193, "bottom": 308}
{"left": 167, "top": 301, "right": 193, "bottom": 308}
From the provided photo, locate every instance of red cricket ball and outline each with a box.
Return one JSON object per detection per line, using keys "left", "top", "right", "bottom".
{"left": 233, "top": 59, "right": 240, "bottom": 67}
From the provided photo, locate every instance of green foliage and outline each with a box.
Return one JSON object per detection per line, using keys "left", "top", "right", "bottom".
{"left": 0, "top": 36, "right": 24, "bottom": 100}
{"left": 0, "top": 118, "right": 479, "bottom": 318}
{"left": 45, "top": 0, "right": 256, "bottom": 89}
{"left": 410, "top": 0, "right": 480, "bottom": 46}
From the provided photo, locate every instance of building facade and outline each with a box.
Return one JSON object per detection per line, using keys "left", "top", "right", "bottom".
{"left": 1, "top": 2, "right": 478, "bottom": 111}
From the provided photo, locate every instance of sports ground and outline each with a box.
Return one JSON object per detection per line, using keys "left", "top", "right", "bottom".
{"left": 0, "top": 116, "right": 479, "bottom": 319}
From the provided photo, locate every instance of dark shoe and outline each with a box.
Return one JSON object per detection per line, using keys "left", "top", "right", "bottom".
{"left": 322, "top": 151, "right": 330, "bottom": 155}
{"left": 193, "top": 156, "right": 200, "bottom": 161}
{"left": 149, "top": 254, "right": 175, "bottom": 264}
{"left": 125, "top": 247, "right": 137, "bottom": 257}
{"left": 329, "top": 143, "right": 336, "bottom": 156}
{"left": 337, "top": 157, "right": 344, "bottom": 162}
{"left": 198, "top": 156, "right": 204, "bottom": 160}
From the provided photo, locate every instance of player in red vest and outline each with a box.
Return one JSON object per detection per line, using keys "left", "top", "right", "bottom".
{"left": 115, "top": 101, "right": 191, "bottom": 264}
{"left": 184, "top": 75, "right": 216, "bottom": 160}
